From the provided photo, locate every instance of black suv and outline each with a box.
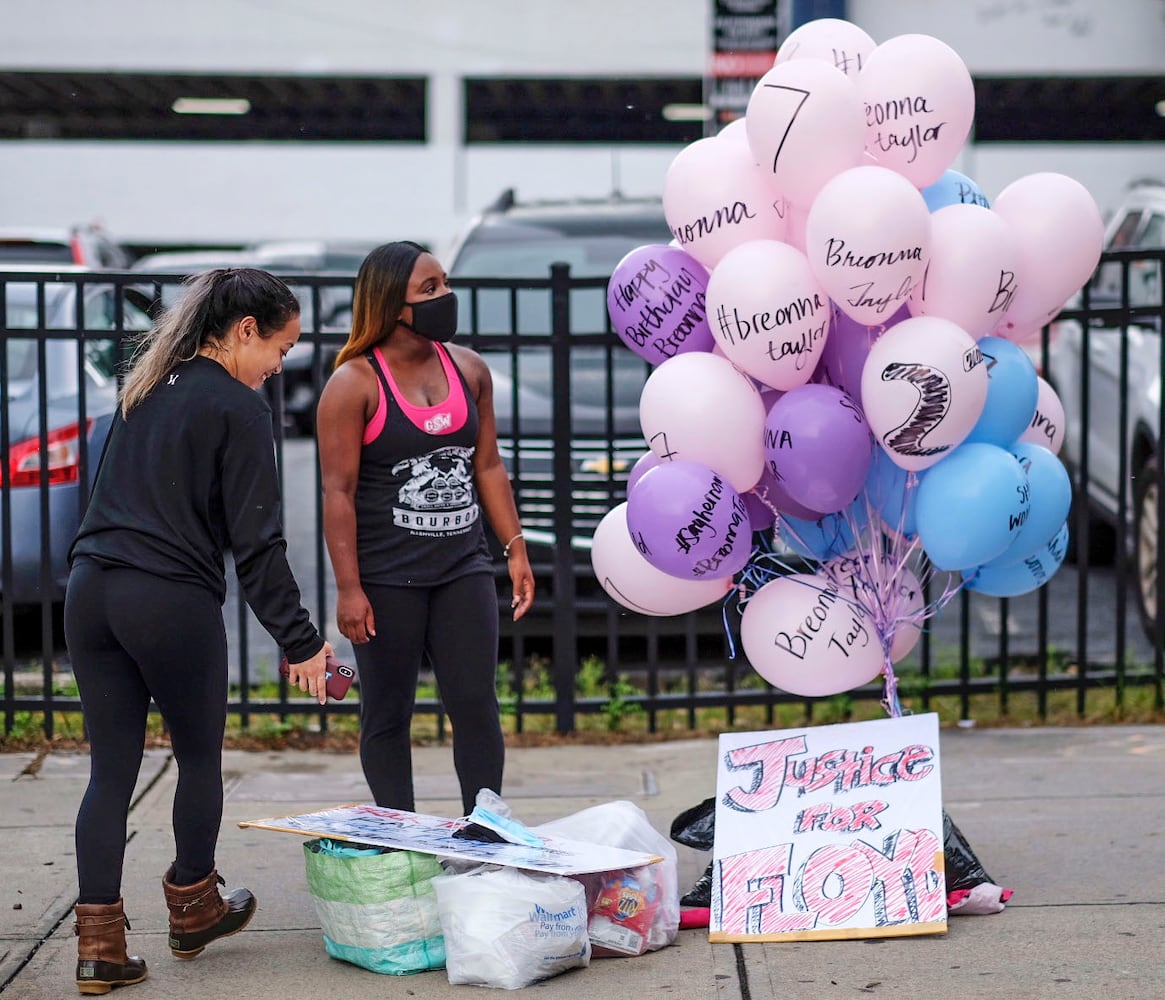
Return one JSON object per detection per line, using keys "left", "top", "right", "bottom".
{"left": 446, "top": 190, "right": 671, "bottom": 550}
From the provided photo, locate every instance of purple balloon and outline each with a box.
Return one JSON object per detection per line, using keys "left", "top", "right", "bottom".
{"left": 626, "top": 450, "right": 663, "bottom": 495}
{"left": 741, "top": 489, "right": 776, "bottom": 532}
{"left": 765, "top": 384, "right": 874, "bottom": 514}
{"left": 625, "top": 460, "right": 752, "bottom": 581}
{"left": 752, "top": 463, "right": 824, "bottom": 522}
{"left": 607, "top": 245, "right": 714, "bottom": 364}
{"left": 816, "top": 302, "right": 909, "bottom": 409}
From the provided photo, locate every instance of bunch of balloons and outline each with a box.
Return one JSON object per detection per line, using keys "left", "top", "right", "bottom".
{"left": 590, "top": 16, "right": 1101, "bottom": 706}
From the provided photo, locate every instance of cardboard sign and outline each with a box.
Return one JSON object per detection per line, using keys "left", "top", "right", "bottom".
{"left": 239, "top": 803, "right": 662, "bottom": 876}
{"left": 710, "top": 713, "right": 946, "bottom": 942}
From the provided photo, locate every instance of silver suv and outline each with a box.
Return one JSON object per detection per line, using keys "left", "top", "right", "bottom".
{"left": 1047, "top": 180, "right": 1164, "bottom": 639}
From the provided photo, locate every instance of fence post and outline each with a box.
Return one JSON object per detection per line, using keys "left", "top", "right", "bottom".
{"left": 549, "top": 263, "right": 577, "bottom": 733}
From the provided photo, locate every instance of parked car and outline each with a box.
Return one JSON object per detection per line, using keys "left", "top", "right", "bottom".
{"left": 1046, "top": 179, "right": 1165, "bottom": 639}
{"left": 0, "top": 225, "right": 131, "bottom": 269}
{"left": 446, "top": 189, "right": 670, "bottom": 550}
{"left": 0, "top": 271, "right": 152, "bottom": 608}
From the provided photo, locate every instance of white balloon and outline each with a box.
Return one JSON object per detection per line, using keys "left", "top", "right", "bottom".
{"left": 590, "top": 503, "right": 735, "bottom": 616}
{"left": 774, "top": 17, "right": 876, "bottom": 78}
{"left": 908, "top": 203, "right": 1020, "bottom": 339}
{"left": 638, "top": 351, "right": 767, "bottom": 491}
{"left": 705, "top": 239, "right": 831, "bottom": 390}
{"left": 741, "top": 572, "right": 885, "bottom": 696}
{"left": 805, "top": 166, "right": 933, "bottom": 326}
{"left": 745, "top": 59, "right": 867, "bottom": 207}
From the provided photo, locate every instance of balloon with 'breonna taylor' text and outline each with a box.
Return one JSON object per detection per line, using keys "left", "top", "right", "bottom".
{"left": 606, "top": 244, "right": 714, "bottom": 365}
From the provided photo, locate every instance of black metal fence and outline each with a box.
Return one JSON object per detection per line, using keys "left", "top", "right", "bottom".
{"left": 2, "top": 254, "right": 1163, "bottom": 740}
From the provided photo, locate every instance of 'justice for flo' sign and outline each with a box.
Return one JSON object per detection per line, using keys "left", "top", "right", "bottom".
{"left": 710, "top": 713, "right": 946, "bottom": 942}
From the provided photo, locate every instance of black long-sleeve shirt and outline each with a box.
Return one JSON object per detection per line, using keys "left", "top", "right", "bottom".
{"left": 70, "top": 355, "right": 323, "bottom": 662}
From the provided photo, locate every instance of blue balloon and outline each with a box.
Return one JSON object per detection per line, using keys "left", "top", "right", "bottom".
{"left": 982, "top": 442, "right": 1073, "bottom": 568}
{"left": 779, "top": 499, "right": 869, "bottom": 562}
{"left": 963, "top": 336, "right": 1039, "bottom": 447}
{"left": 915, "top": 443, "right": 1029, "bottom": 570}
{"left": 921, "top": 169, "right": 990, "bottom": 213}
{"left": 964, "top": 521, "right": 1069, "bottom": 597}
{"left": 864, "top": 446, "right": 919, "bottom": 539}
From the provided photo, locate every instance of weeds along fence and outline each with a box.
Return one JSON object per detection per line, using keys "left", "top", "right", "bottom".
{"left": 2, "top": 258, "right": 1164, "bottom": 740}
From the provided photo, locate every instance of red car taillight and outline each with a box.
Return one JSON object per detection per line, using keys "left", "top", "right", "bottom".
{"left": 7, "top": 419, "right": 94, "bottom": 487}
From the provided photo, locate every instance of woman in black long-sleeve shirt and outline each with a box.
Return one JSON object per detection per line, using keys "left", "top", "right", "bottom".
{"left": 65, "top": 268, "right": 332, "bottom": 995}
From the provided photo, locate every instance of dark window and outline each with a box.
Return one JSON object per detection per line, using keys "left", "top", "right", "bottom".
{"left": 974, "top": 76, "right": 1165, "bottom": 142}
{"left": 0, "top": 72, "right": 427, "bottom": 141}
{"left": 464, "top": 77, "right": 704, "bottom": 143}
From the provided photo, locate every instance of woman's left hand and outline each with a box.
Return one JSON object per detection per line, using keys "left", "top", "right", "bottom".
{"left": 509, "top": 556, "right": 535, "bottom": 621}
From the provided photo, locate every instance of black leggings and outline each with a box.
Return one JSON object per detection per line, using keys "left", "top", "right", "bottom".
{"left": 354, "top": 572, "right": 503, "bottom": 815}
{"left": 66, "top": 560, "right": 228, "bottom": 905}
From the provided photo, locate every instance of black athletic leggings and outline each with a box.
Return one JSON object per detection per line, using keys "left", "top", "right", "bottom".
{"left": 354, "top": 572, "right": 503, "bottom": 815}
{"left": 66, "top": 559, "right": 229, "bottom": 905}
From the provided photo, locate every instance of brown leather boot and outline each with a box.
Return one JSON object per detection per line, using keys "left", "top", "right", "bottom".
{"left": 161, "top": 864, "right": 256, "bottom": 959}
{"left": 73, "top": 899, "right": 147, "bottom": 995}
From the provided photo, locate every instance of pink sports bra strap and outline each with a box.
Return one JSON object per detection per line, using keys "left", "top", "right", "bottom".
{"left": 363, "top": 343, "right": 468, "bottom": 444}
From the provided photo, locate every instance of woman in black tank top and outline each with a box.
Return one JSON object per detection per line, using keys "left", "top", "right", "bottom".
{"left": 317, "top": 241, "right": 534, "bottom": 814}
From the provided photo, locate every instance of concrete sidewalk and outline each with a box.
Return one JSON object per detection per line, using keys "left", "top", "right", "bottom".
{"left": 2, "top": 725, "right": 1163, "bottom": 999}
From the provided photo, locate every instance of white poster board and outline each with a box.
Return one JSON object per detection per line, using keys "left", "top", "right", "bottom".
{"left": 239, "top": 803, "right": 662, "bottom": 876}
{"left": 710, "top": 713, "right": 946, "bottom": 942}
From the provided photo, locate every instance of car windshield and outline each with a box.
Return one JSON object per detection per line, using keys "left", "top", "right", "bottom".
{"left": 452, "top": 235, "right": 657, "bottom": 279}
{"left": 0, "top": 242, "right": 74, "bottom": 265}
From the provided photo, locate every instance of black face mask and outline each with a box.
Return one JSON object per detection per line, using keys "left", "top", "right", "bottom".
{"left": 400, "top": 291, "right": 458, "bottom": 343}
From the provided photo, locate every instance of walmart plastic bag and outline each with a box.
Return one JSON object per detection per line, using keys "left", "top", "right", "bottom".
{"left": 432, "top": 864, "right": 590, "bottom": 989}
{"left": 303, "top": 838, "right": 445, "bottom": 975}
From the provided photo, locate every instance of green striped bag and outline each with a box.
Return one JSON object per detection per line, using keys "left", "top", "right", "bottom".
{"left": 303, "top": 838, "right": 446, "bottom": 975}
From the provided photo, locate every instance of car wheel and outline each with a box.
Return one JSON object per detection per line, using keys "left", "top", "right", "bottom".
{"left": 1134, "top": 455, "right": 1162, "bottom": 643}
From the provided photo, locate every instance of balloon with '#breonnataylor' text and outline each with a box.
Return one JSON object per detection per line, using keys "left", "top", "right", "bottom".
{"left": 858, "top": 33, "right": 976, "bottom": 189}
{"left": 745, "top": 59, "right": 867, "bottom": 208}
{"left": 772, "top": 17, "right": 875, "bottom": 78}
{"left": 625, "top": 460, "right": 753, "bottom": 581}
{"left": 1018, "top": 376, "right": 1066, "bottom": 456}
{"left": 740, "top": 572, "right": 884, "bottom": 697}
{"left": 704, "top": 239, "right": 831, "bottom": 391}
{"left": 590, "top": 502, "right": 735, "bottom": 616}
{"left": 606, "top": 244, "right": 714, "bottom": 365}
{"left": 638, "top": 350, "right": 767, "bottom": 492}
{"left": 907, "top": 204, "right": 1020, "bottom": 340}
{"left": 859, "top": 315, "right": 988, "bottom": 472}
{"left": 804, "top": 165, "right": 932, "bottom": 326}
{"left": 662, "top": 135, "right": 787, "bottom": 270}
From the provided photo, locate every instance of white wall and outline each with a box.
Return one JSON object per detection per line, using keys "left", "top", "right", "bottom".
{"left": 0, "top": 0, "right": 1159, "bottom": 251}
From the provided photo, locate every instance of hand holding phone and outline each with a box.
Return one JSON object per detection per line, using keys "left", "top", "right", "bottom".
{"left": 279, "top": 653, "right": 356, "bottom": 701}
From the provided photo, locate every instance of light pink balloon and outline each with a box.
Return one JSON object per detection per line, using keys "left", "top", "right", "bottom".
{"left": 626, "top": 450, "right": 663, "bottom": 494}
{"left": 991, "top": 172, "right": 1105, "bottom": 337}
{"left": 638, "top": 351, "right": 767, "bottom": 492}
{"left": 859, "top": 33, "right": 976, "bottom": 188}
{"left": 1018, "top": 376, "right": 1066, "bottom": 455}
{"left": 663, "top": 135, "right": 788, "bottom": 269}
{"left": 745, "top": 59, "right": 867, "bottom": 207}
{"left": 825, "top": 555, "right": 924, "bottom": 663}
{"left": 741, "top": 572, "right": 884, "bottom": 696}
{"left": 783, "top": 202, "right": 809, "bottom": 252}
{"left": 590, "top": 503, "right": 735, "bottom": 616}
{"left": 774, "top": 17, "right": 876, "bottom": 78}
{"left": 908, "top": 203, "right": 1020, "bottom": 339}
{"left": 705, "top": 240, "right": 831, "bottom": 391}
{"left": 805, "top": 165, "right": 932, "bottom": 326}
{"left": 859, "top": 315, "right": 989, "bottom": 472}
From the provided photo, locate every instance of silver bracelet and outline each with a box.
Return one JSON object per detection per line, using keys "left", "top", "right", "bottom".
{"left": 503, "top": 532, "right": 524, "bottom": 558}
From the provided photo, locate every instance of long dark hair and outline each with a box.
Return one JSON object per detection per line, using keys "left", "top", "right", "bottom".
{"left": 333, "top": 241, "right": 426, "bottom": 370}
{"left": 120, "top": 268, "right": 300, "bottom": 416}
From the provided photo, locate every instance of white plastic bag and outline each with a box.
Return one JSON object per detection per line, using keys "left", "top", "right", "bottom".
{"left": 432, "top": 864, "right": 590, "bottom": 989}
{"left": 534, "top": 800, "right": 680, "bottom": 956}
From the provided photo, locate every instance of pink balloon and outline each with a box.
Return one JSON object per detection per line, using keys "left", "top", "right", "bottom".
{"left": 663, "top": 135, "right": 787, "bottom": 269}
{"left": 741, "top": 572, "right": 884, "bottom": 696}
{"left": 638, "top": 351, "right": 767, "bottom": 492}
{"left": 705, "top": 240, "right": 831, "bottom": 391}
{"left": 1018, "top": 376, "right": 1066, "bottom": 455}
{"left": 805, "top": 166, "right": 933, "bottom": 325}
{"left": 826, "top": 555, "right": 925, "bottom": 664}
{"left": 745, "top": 59, "right": 867, "bottom": 207}
{"left": 991, "top": 172, "right": 1105, "bottom": 337}
{"left": 859, "top": 34, "right": 976, "bottom": 188}
{"left": 908, "top": 203, "right": 1020, "bottom": 339}
{"left": 590, "top": 503, "right": 734, "bottom": 616}
{"left": 774, "top": 17, "right": 876, "bottom": 78}
{"left": 859, "top": 316, "right": 989, "bottom": 472}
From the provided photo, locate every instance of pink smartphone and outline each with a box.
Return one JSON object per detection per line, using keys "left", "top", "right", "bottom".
{"left": 278, "top": 654, "right": 355, "bottom": 700}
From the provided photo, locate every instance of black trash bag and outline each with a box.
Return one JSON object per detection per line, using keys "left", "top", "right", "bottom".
{"left": 670, "top": 796, "right": 717, "bottom": 851}
{"left": 942, "top": 810, "right": 998, "bottom": 892}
